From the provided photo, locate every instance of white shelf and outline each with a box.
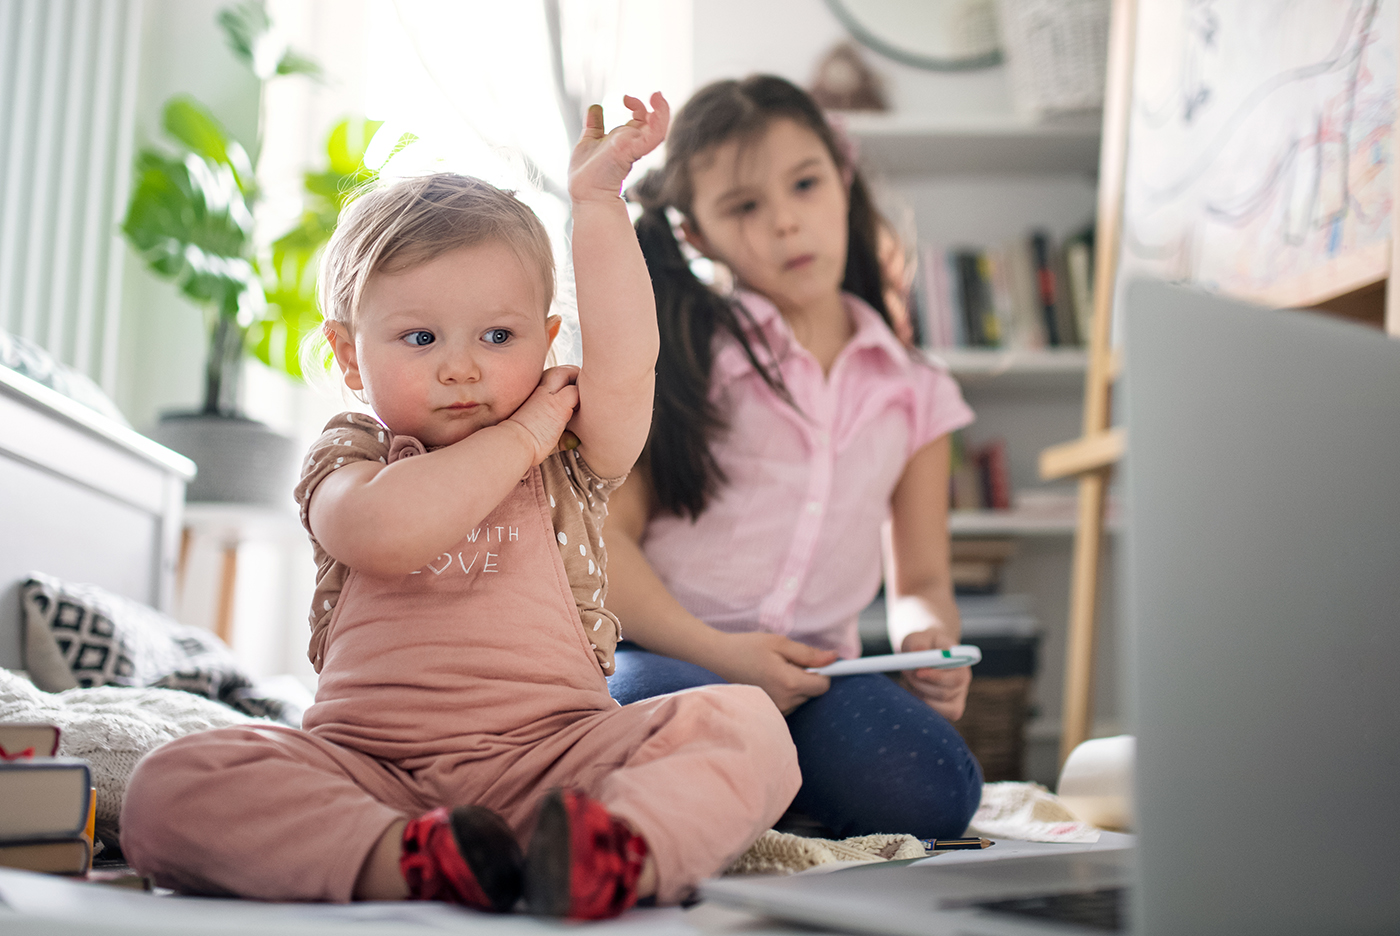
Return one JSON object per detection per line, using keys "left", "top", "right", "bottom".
{"left": 840, "top": 112, "right": 1102, "bottom": 176}
{"left": 950, "top": 491, "right": 1119, "bottom": 537}
{"left": 931, "top": 347, "right": 1088, "bottom": 392}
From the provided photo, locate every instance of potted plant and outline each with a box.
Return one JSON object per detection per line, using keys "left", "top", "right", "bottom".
{"left": 121, "top": 2, "right": 380, "bottom": 506}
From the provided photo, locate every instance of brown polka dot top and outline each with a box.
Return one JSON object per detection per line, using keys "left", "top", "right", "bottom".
{"left": 294, "top": 412, "right": 625, "bottom": 676}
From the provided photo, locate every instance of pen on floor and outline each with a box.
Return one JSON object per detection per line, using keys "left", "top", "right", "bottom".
{"left": 922, "top": 837, "right": 994, "bottom": 851}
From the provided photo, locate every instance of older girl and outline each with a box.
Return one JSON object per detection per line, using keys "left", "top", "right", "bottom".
{"left": 608, "top": 75, "right": 983, "bottom": 840}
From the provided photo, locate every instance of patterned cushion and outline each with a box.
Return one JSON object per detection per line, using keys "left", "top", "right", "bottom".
{"left": 21, "top": 573, "right": 302, "bottom": 726}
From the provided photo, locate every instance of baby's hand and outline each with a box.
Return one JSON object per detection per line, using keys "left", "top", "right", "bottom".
{"left": 568, "top": 93, "right": 669, "bottom": 204}
{"left": 503, "top": 365, "right": 580, "bottom": 466}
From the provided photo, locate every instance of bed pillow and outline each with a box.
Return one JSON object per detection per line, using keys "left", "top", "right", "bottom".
{"left": 0, "top": 329, "right": 130, "bottom": 426}
{"left": 21, "top": 573, "right": 302, "bottom": 726}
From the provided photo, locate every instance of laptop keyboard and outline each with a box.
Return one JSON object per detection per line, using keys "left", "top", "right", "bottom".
{"left": 974, "top": 886, "right": 1126, "bottom": 932}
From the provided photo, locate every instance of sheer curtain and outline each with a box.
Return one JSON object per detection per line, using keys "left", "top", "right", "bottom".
{"left": 363, "top": 0, "right": 693, "bottom": 355}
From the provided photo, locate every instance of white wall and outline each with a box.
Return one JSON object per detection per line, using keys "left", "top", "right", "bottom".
{"left": 692, "top": 0, "right": 1014, "bottom": 116}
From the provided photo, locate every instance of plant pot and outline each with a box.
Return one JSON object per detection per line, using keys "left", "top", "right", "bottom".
{"left": 152, "top": 413, "right": 298, "bottom": 508}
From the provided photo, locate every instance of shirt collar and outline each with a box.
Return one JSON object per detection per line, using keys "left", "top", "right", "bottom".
{"left": 732, "top": 289, "right": 910, "bottom": 372}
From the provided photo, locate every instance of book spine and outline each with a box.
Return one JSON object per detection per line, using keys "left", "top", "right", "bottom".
{"left": 1051, "top": 241, "right": 1080, "bottom": 347}
{"left": 944, "top": 250, "right": 965, "bottom": 347}
{"left": 1066, "top": 239, "right": 1095, "bottom": 346}
{"left": 1030, "top": 231, "right": 1061, "bottom": 346}
{"left": 974, "top": 252, "right": 1003, "bottom": 347}
{"left": 983, "top": 439, "right": 1012, "bottom": 510}
{"left": 954, "top": 251, "right": 984, "bottom": 346}
{"left": 1006, "top": 237, "right": 1046, "bottom": 349}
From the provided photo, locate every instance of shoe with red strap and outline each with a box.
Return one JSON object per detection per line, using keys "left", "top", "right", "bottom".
{"left": 400, "top": 805, "right": 523, "bottom": 912}
{"left": 523, "top": 787, "right": 650, "bottom": 920}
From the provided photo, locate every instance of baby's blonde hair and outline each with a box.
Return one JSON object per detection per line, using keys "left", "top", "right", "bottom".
{"left": 317, "top": 171, "right": 555, "bottom": 329}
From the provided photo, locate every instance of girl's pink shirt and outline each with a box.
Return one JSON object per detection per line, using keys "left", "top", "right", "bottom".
{"left": 640, "top": 290, "right": 975, "bottom": 659}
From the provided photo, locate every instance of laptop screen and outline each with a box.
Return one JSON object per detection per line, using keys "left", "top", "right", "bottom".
{"left": 1121, "top": 281, "right": 1400, "bottom": 935}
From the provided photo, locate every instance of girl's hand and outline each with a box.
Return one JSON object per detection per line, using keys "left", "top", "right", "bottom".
{"left": 706, "top": 632, "right": 838, "bottom": 715}
{"left": 503, "top": 365, "right": 580, "bottom": 466}
{"left": 896, "top": 628, "right": 972, "bottom": 722}
{"left": 568, "top": 93, "right": 670, "bottom": 204}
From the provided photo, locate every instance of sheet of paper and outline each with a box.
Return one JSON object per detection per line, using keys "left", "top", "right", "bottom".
{"left": 0, "top": 867, "right": 698, "bottom": 935}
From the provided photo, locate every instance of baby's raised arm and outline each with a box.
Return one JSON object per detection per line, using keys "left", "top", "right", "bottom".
{"left": 566, "top": 94, "right": 669, "bottom": 479}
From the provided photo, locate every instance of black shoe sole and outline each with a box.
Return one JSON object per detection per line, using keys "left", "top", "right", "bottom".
{"left": 449, "top": 805, "right": 524, "bottom": 913}
{"left": 522, "top": 788, "right": 572, "bottom": 917}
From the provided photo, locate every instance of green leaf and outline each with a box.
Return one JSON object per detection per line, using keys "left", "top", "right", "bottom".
{"left": 216, "top": 1, "right": 268, "bottom": 67}
{"left": 325, "top": 117, "right": 384, "bottom": 176}
{"left": 122, "top": 143, "right": 257, "bottom": 324}
{"left": 162, "top": 97, "right": 255, "bottom": 194}
{"left": 218, "top": 1, "right": 322, "bottom": 82}
{"left": 275, "top": 50, "right": 322, "bottom": 79}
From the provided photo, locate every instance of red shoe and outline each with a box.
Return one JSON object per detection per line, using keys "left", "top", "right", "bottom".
{"left": 523, "top": 787, "right": 649, "bottom": 919}
{"left": 400, "top": 805, "right": 523, "bottom": 912}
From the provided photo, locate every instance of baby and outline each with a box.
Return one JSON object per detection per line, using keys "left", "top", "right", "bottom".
{"left": 121, "top": 95, "right": 800, "bottom": 918}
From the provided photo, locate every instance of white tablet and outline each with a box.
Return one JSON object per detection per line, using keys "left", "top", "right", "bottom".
{"left": 810, "top": 645, "right": 982, "bottom": 677}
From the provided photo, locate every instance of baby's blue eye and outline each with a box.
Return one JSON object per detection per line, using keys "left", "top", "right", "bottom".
{"left": 405, "top": 331, "right": 434, "bottom": 347}
{"left": 485, "top": 328, "right": 511, "bottom": 344}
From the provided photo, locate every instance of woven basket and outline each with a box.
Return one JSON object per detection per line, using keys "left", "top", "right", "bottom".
{"left": 956, "top": 675, "right": 1033, "bottom": 782}
{"left": 997, "top": 0, "right": 1110, "bottom": 117}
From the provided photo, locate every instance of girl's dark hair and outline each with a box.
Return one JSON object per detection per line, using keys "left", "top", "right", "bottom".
{"left": 634, "top": 74, "right": 893, "bottom": 518}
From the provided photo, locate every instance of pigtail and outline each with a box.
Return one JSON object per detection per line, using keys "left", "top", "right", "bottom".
{"left": 842, "top": 172, "right": 893, "bottom": 328}
{"left": 632, "top": 171, "right": 792, "bottom": 519}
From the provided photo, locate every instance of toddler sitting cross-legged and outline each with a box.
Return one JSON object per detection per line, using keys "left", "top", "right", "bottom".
{"left": 121, "top": 94, "right": 799, "bottom": 918}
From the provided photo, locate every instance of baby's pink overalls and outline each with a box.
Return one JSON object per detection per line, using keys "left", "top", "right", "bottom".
{"left": 121, "top": 465, "right": 800, "bottom": 904}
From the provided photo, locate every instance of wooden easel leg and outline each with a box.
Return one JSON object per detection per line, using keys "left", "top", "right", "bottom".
{"left": 176, "top": 527, "right": 193, "bottom": 600}
{"left": 215, "top": 543, "right": 239, "bottom": 647}
{"left": 1060, "top": 468, "right": 1110, "bottom": 766}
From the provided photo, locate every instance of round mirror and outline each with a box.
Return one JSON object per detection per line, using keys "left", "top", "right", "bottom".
{"left": 823, "top": 0, "right": 1002, "bottom": 71}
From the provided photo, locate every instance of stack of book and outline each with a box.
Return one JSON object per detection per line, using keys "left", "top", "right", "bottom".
{"left": 950, "top": 538, "right": 1018, "bottom": 595}
{"left": 915, "top": 229, "right": 1095, "bottom": 351}
{"left": 949, "top": 432, "right": 1012, "bottom": 514}
{"left": 0, "top": 724, "right": 95, "bottom": 875}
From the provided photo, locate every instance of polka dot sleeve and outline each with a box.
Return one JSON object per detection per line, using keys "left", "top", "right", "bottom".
{"left": 538, "top": 450, "right": 627, "bottom": 677}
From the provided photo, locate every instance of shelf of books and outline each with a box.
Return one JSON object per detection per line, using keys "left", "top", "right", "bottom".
{"left": 841, "top": 113, "right": 1101, "bottom": 176}
{"left": 915, "top": 228, "right": 1095, "bottom": 354}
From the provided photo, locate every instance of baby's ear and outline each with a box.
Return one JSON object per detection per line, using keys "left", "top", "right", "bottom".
{"left": 325, "top": 321, "right": 364, "bottom": 391}
{"left": 545, "top": 314, "right": 563, "bottom": 346}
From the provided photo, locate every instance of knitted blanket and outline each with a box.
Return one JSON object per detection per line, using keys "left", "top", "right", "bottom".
{"left": 725, "top": 782, "right": 1102, "bottom": 876}
{"left": 0, "top": 669, "right": 263, "bottom": 841}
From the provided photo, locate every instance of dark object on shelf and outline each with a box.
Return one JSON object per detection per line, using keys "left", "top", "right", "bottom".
{"left": 809, "top": 42, "right": 888, "bottom": 112}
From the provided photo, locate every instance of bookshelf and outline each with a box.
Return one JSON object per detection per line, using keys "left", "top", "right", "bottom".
{"left": 850, "top": 111, "right": 1109, "bottom": 785}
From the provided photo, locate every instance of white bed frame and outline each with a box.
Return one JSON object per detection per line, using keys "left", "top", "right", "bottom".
{"left": 0, "top": 367, "right": 193, "bottom": 670}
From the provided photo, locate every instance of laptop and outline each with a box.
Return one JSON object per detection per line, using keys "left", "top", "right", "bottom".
{"left": 700, "top": 280, "right": 1400, "bottom": 935}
